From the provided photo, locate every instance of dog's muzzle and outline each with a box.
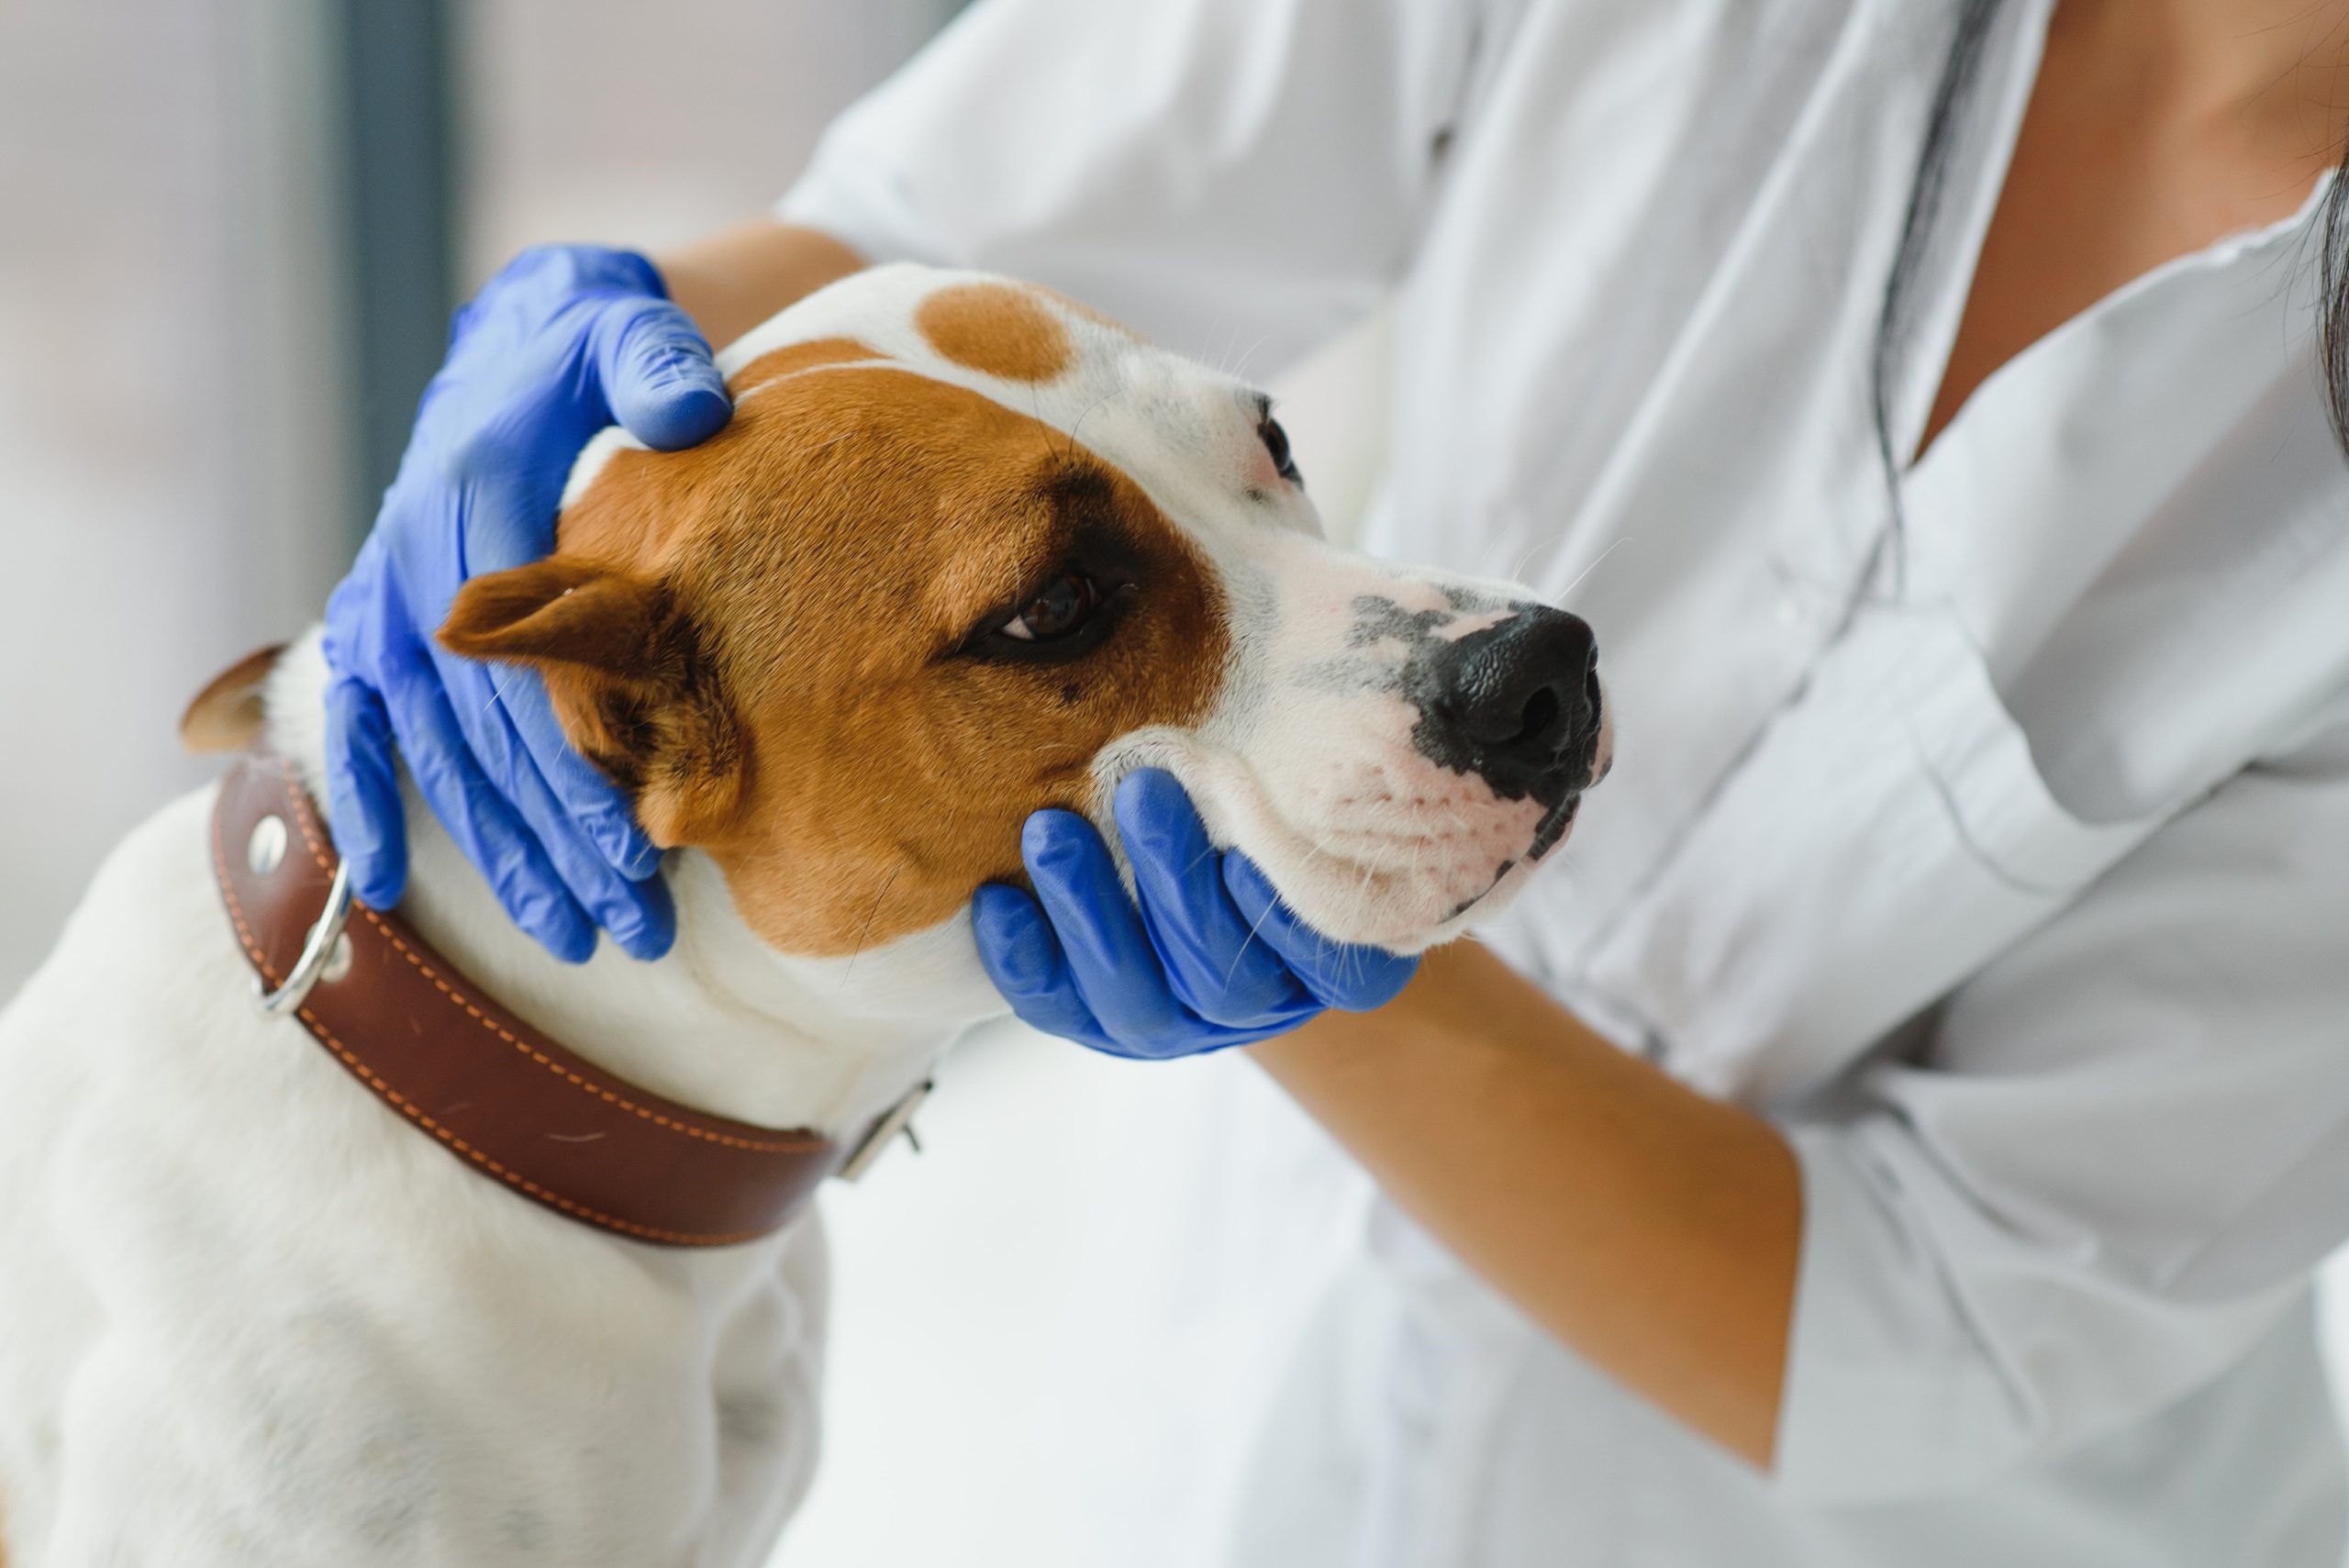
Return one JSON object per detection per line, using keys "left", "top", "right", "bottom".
{"left": 1413, "top": 606, "right": 1603, "bottom": 836}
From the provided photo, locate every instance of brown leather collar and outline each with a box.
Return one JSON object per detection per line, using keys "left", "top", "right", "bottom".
{"left": 209, "top": 751, "right": 920, "bottom": 1247}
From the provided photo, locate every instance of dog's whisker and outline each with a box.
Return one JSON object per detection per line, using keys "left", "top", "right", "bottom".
{"left": 1232, "top": 330, "right": 1273, "bottom": 381}
{"left": 1556, "top": 536, "right": 1632, "bottom": 600}
{"left": 841, "top": 862, "right": 906, "bottom": 977}
{"left": 1066, "top": 387, "right": 1119, "bottom": 457}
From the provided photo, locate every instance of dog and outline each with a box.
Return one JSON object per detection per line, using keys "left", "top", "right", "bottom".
{"left": 0, "top": 263, "right": 1608, "bottom": 1566}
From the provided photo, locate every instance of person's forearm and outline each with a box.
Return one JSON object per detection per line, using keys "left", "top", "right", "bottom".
{"left": 1252, "top": 940, "right": 1801, "bottom": 1467}
{"left": 652, "top": 218, "right": 866, "bottom": 349}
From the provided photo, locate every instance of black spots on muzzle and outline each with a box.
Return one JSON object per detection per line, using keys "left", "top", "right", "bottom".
{"left": 1298, "top": 587, "right": 1506, "bottom": 695}
{"left": 1319, "top": 591, "right": 1598, "bottom": 862}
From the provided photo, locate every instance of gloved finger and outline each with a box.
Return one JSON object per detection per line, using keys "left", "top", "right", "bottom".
{"left": 1223, "top": 853, "right": 1419, "bottom": 1013}
{"left": 322, "top": 675, "right": 408, "bottom": 910}
{"left": 378, "top": 662, "right": 596, "bottom": 962}
{"left": 971, "top": 883, "right": 1118, "bottom": 1052}
{"left": 1021, "top": 809, "right": 1197, "bottom": 1055}
{"left": 587, "top": 295, "right": 731, "bottom": 451}
{"left": 433, "top": 649, "right": 675, "bottom": 961}
{"left": 1113, "top": 770, "right": 1314, "bottom": 1029}
{"left": 495, "top": 660, "right": 664, "bottom": 882}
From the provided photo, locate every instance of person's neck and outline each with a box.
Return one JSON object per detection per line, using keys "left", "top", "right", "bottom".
{"left": 2059, "top": 0, "right": 2349, "bottom": 156}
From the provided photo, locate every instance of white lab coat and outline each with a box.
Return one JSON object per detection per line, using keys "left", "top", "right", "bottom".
{"left": 781, "top": 0, "right": 2349, "bottom": 1562}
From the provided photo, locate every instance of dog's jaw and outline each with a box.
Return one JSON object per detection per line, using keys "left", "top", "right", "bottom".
{"left": 264, "top": 631, "right": 990, "bottom": 1140}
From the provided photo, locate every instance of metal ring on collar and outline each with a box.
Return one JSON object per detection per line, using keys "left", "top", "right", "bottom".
{"left": 254, "top": 859, "right": 356, "bottom": 1018}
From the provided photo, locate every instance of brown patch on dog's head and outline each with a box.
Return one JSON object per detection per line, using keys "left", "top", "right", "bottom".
{"left": 443, "top": 353, "right": 1229, "bottom": 956}
{"left": 181, "top": 642, "right": 288, "bottom": 752}
{"left": 915, "top": 283, "right": 1074, "bottom": 384}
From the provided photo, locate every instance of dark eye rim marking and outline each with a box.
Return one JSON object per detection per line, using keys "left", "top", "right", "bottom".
{"left": 952, "top": 525, "right": 1145, "bottom": 668}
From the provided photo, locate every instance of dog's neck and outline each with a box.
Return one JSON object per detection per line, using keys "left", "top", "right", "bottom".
{"left": 262, "top": 632, "right": 995, "bottom": 1137}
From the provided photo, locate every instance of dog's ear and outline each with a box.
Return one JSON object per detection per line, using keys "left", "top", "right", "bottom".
{"left": 440, "top": 558, "right": 744, "bottom": 848}
{"left": 181, "top": 642, "right": 287, "bottom": 752}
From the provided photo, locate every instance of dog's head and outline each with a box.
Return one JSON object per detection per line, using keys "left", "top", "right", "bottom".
{"left": 441, "top": 265, "right": 1608, "bottom": 963}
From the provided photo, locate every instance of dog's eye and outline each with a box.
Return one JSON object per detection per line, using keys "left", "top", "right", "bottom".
{"left": 1258, "top": 415, "right": 1302, "bottom": 485}
{"left": 1000, "top": 571, "right": 1101, "bottom": 643}
{"left": 957, "top": 542, "right": 1139, "bottom": 665}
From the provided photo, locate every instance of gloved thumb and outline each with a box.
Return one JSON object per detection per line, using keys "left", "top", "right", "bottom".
{"left": 592, "top": 295, "right": 732, "bottom": 451}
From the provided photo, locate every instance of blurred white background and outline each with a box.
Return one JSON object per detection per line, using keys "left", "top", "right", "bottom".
{"left": 6, "top": 3, "right": 2347, "bottom": 1564}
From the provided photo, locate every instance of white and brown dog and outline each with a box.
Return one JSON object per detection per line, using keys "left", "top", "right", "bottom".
{"left": 0, "top": 265, "right": 1607, "bottom": 1566}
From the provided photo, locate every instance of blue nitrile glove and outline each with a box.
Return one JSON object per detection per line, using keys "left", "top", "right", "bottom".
{"left": 971, "top": 769, "right": 1419, "bottom": 1058}
{"left": 321, "top": 245, "right": 731, "bottom": 962}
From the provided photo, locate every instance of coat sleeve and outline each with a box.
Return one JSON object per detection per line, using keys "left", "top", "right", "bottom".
{"left": 775, "top": 0, "right": 1490, "bottom": 370}
{"left": 1771, "top": 697, "right": 2349, "bottom": 1504}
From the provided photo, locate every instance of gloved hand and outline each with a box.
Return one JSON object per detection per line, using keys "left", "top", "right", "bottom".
{"left": 972, "top": 769, "right": 1419, "bottom": 1058}
{"left": 321, "top": 245, "right": 731, "bottom": 962}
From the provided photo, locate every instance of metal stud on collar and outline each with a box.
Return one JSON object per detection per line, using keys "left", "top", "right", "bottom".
{"left": 254, "top": 859, "right": 357, "bottom": 1018}
{"left": 247, "top": 814, "right": 288, "bottom": 876}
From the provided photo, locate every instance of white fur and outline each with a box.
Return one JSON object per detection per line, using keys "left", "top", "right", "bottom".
{"left": 559, "top": 427, "right": 648, "bottom": 513}
{"left": 0, "top": 630, "right": 977, "bottom": 1566}
{"left": 0, "top": 264, "right": 1603, "bottom": 1565}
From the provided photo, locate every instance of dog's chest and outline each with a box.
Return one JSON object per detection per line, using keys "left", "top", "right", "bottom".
{"left": 0, "top": 786, "right": 826, "bottom": 1567}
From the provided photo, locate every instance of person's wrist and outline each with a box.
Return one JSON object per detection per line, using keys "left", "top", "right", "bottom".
{"left": 1250, "top": 965, "right": 1421, "bottom": 1075}
{"left": 653, "top": 219, "right": 866, "bottom": 346}
{"left": 1255, "top": 942, "right": 1564, "bottom": 1088}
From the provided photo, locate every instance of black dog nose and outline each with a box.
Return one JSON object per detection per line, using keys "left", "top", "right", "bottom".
{"left": 1421, "top": 606, "right": 1599, "bottom": 796}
